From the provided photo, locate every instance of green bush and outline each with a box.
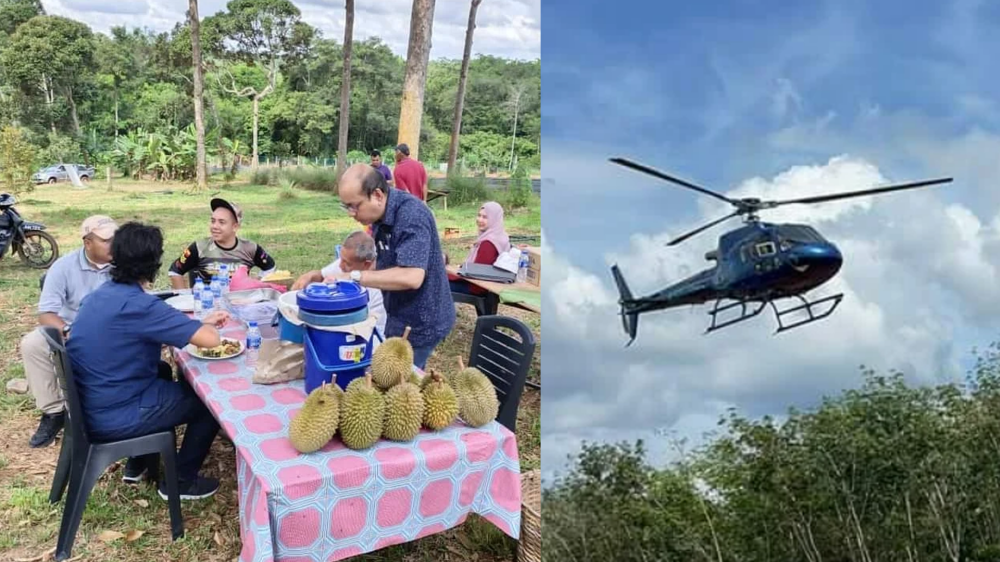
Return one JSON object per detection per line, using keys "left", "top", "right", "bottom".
{"left": 0, "top": 125, "right": 38, "bottom": 194}
{"left": 507, "top": 164, "right": 532, "bottom": 209}
{"left": 251, "top": 168, "right": 276, "bottom": 186}
{"left": 445, "top": 173, "right": 489, "bottom": 207}
{"left": 280, "top": 166, "right": 338, "bottom": 192}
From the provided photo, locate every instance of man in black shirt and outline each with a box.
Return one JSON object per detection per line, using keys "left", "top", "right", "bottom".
{"left": 168, "top": 198, "right": 277, "bottom": 288}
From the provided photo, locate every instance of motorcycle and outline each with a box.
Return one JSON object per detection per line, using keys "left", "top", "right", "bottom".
{"left": 0, "top": 192, "right": 59, "bottom": 269}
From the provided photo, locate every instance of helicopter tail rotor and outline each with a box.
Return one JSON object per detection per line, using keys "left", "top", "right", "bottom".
{"left": 611, "top": 264, "right": 640, "bottom": 346}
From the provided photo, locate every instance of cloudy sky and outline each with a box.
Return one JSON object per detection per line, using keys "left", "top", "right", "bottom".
{"left": 40, "top": 0, "right": 540, "bottom": 61}
{"left": 542, "top": 0, "right": 1000, "bottom": 484}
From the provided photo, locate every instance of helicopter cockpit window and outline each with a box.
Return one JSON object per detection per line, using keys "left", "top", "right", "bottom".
{"left": 755, "top": 242, "right": 777, "bottom": 257}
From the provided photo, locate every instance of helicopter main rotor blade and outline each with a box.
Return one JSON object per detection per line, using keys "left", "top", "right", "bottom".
{"left": 770, "top": 177, "right": 953, "bottom": 207}
{"left": 667, "top": 210, "right": 742, "bottom": 246}
{"left": 610, "top": 157, "right": 738, "bottom": 206}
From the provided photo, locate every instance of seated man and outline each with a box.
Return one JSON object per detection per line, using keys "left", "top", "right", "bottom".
{"left": 168, "top": 198, "right": 277, "bottom": 288}
{"left": 20, "top": 215, "right": 117, "bottom": 448}
{"left": 291, "top": 231, "right": 387, "bottom": 337}
{"left": 67, "top": 222, "right": 231, "bottom": 500}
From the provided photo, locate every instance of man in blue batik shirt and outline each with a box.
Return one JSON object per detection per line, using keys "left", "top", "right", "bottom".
{"left": 330, "top": 163, "right": 455, "bottom": 369}
{"left": 67, "top": 222, "right": 231, "bottom": 500}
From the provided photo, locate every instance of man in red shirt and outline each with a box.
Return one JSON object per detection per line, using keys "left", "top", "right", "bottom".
{"left": 392, "top": 143, "right": 428, "bottom": 201}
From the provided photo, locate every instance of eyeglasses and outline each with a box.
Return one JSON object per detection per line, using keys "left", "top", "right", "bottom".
{"left": 340, "top": 200, "right": 363, "bottom": 213}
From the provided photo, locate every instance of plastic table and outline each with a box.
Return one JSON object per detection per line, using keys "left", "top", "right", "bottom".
{"left": 171, "top": 322, "right": 522, "bottom": 562}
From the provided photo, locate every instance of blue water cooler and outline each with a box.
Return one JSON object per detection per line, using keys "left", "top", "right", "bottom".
{"left": 297, "top": 282, "right": 381, "bottom": 393}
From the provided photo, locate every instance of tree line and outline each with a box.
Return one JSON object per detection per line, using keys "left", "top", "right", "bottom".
{"left": 544, "top": 346, "right": 1000, "bottom": 562}
{"left": 0, "top": 0, "right": 540, "bottom": 190}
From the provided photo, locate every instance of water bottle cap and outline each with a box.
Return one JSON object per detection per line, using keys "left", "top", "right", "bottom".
{"left": 248, "top": 321, "right": 257, "bottom": 327}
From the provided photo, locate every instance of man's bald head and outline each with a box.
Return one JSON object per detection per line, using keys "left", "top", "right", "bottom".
{"left": 338, "top": 163, "right": 389, "bottom": 226}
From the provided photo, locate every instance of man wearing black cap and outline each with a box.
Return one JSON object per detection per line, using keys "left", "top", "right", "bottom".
{"left": 392, "top": 143, "right": 428, "bottom": 202}
{"left": 168, "top": 198, "right": 278, "bottom": 289}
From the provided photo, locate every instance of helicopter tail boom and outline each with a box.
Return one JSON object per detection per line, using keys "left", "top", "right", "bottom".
{"left": 611, "top": 264, "right": 640, "bottom": 346}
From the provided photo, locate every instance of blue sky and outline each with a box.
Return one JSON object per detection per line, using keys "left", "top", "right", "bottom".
{"left": 541, "top": 0, "right": 1000, "bottom": 483}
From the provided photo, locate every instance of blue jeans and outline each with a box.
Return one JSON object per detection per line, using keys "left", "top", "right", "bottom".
{"left": 89, "top": 362, "right": 219, "bottom": 484}
{"left": 412, "top": 344, "right": 437, "bottom": 370}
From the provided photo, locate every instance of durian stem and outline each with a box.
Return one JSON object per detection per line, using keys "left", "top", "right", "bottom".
{"left": 402, "top": 326, "right": 411, "bottom": 341}
{"left": 458, "top": 356, "right": 465, "bottom": 371}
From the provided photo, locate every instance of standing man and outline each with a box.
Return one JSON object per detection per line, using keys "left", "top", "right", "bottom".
{"left": 370, "top": 150, "right": 393, "bottom": 187}
{"left": 392, "top": 143, "right": 428, "bottom": 202}
{"left": 168, "top": 198, "right": 277, "bottom": 288}
{"left": 20, "top": 215, "right": 117, "bottom": 448}
{"left": 332, "top": 164, "right": 455, "bottom": 369}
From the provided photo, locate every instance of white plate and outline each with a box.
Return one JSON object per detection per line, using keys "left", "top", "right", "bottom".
{"left": 185, "top": 338, "right": 245, "bottom": 361}
{"left": 166, "top": 294, "right": 195, "bottom": 312}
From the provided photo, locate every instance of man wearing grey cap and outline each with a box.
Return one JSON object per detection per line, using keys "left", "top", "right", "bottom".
{"left": 19, "top": 215, "right": 117, "bottom": 448}
{"left": 393, "top": 143, "right": 428, "bottom": 202}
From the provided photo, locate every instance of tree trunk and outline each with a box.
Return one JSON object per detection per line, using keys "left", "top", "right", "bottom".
{"left": 508, "top": 87, "right": 521, "bottom": 171}
{"left": 336, "top": 0, "right": 354, "bottom": 179}
{"left": 189, "top": 0, "right": 208, "bottom": 190}
{"left": 65, "top": 86, "right": 81, "bottom": 135}
{"left": 397, "top": 0, "right": 436, "bottom": 161}
{"left": 447, "top": 0, "right": 482, "bottom": 175}
{"left": 252, "top": 96, "right": 260, "bottom": 171}
{"left": 114, "top": 87, "right": 119, "bottom": 139}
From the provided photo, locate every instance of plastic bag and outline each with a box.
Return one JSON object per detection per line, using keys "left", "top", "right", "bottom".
{"left": 251, "top": 339, "right": 305, "bottom": 385}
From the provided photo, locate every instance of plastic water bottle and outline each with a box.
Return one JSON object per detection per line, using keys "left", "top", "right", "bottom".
{"left": 246, "top": 321, "right": 261, "bottom": 368}
{"left": 219, "top": 264, "right": 229, "bottom": 295}
{"left": 210, "top": 275, "right": 222, "bottom": 308}
{"left": 193, "top": 278, "right": 204, "bottom": 317}
{"left": 516, "top": 250, "right": 529, "bottom": 283}
{"left": 200, "top": 280, "right": 214, "bottom": 315}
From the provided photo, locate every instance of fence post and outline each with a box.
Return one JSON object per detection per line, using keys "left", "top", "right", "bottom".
{"left": 106, "top": 166, "right": 112, "bottom": 191}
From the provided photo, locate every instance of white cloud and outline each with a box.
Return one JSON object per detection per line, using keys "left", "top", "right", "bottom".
{"left": 542, "top": 154, "right": 979, "bottom": 482}
{"left": 39, "top": 0, "right": 540, "bottom": 61}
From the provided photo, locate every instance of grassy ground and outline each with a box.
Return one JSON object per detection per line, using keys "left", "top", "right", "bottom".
{"left": 0, "top": 176, "right": 541, "bottom": 562}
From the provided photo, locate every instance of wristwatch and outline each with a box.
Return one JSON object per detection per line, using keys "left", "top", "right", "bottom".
{"left": 349, "top": 270, "right": 362, "bottom": 283}
{"left": 61, "top": 324, "right": 71, "bottom": 338}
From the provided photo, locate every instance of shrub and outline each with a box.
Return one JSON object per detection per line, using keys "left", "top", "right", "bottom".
{"left": 281, "top": 166, "right": 338, "bottom": 192}
{"left": 0, "top": 126, "right": 39, "bottom": 194}
{"left": 507, "top": 164, "right": 532, "bottom": 209}
{"left": 445, "top": 172, "right": 489, "bottom": 207}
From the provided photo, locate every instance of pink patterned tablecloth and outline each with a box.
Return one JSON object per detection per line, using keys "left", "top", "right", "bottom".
{"left": 172, "top": 322, "right": 522, "bottom": 562}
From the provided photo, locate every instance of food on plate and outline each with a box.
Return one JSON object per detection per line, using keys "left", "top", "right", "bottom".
{"left": 370, "top": 325, "right": 413, "bottom": 390}
{"left": 194, "top": 338, "right": 242, "bottom": 358}
{"left": 451, "top": 357, "right": 500, "bottom": 428}
{"left": 262, "top": 270, "right": 293, "bottom": 282}
{"left": 421, "top": 370, "right": 459, "bottom": 430}
{"left": 289, "top": 382, "right": 342, "bottom": 453}
{"left": 339, "top": 372, "right": 385, "bottom": 450}
{"left": 382, "top": 379, "right": 424, "bottom": 441}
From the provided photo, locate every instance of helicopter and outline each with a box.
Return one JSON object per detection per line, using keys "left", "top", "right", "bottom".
{"left": 608, "top": 157, "right": 953, "bottom": 346}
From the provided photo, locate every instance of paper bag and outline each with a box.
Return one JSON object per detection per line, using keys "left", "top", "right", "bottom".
{"left": 252, "top": 339, "right": 305, "bottom": 384}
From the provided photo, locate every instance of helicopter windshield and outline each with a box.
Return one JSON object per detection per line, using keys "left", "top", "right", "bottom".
{"left": 778, "top": 225, "right": 823, "bottom": 243}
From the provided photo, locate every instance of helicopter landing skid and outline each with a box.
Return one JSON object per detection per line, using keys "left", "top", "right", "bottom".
{"left": 705, "top": 292, "right": 844, "bottom": 334}
{"left": 769, "top": 292, "right": 844, "bottom": 334}
{"left": 705, "top": 298, "right": 769, "bottom": 333}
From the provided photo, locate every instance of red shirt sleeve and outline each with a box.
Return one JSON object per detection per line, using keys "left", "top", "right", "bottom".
{"left": 474, "top": 241, "right": 499, "bottom": 264}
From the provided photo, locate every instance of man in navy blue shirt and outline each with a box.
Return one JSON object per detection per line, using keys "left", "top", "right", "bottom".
{"left": 331, "top": 163, "right": 456, "bottom": 369}
{"left": 67, "top": 222, "right": 231, "bottom": 500}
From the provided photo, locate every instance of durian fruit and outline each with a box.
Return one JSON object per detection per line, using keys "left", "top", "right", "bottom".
{"left": 452, "top": 357, "right": 500, "bottom": 428}
{"left": 382, "top": 379, "right": 424, "bottom": 441}
{"left": 419, "top": 369, "right": 446, "bottom": 390}
{"left": 422, "top": 369, "right": 459, "bottom": 430}
{"left": 288, "top": 382, "right": 342, "bottom": 453}
{"left": 408, "top": 371, "right": 423, "bottom": 386}
{"left": 339, "top": 373, "right": 385, "bottom": 450}
{"left": 370, "top": 326, "right": 414, "bottom": 390}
